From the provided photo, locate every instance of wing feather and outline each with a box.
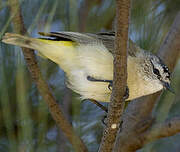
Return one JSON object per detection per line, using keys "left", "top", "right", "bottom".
{"left": 38, "top": 31, "right": 140, "bottom": 57}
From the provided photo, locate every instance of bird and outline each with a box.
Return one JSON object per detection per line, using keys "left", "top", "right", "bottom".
{"left": 2, "top": 31, "right": 173, "bottom": 103}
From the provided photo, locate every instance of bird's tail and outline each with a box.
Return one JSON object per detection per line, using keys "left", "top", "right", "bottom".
{"left": 2, "top": 33, "right": 77, "bottom": 71}
{"left": 2, "top": 33, "right": 43, "bottom": 50}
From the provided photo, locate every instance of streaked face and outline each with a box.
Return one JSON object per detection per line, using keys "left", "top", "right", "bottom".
{"left": 150, "top": 56, "right": 173, "bottom": 93}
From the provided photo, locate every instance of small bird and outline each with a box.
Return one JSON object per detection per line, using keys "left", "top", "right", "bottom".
{"left": 2, "top": 31, "right": 173, "bottom": 102}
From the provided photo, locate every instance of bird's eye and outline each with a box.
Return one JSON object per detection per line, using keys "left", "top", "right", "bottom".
{"left": 166, "top": 75, "right": 170, "bottom": 79}
{"left": 153, "top": 68, "right": 160, "bottom": 77}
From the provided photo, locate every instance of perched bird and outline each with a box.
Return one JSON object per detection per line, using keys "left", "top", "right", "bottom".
{"left": 2, "top": 32, "right": 172, "bottom": 102}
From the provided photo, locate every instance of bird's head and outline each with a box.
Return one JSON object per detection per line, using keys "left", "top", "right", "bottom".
{"left": 148, "top": 55, "right": 174, "bottom": 93}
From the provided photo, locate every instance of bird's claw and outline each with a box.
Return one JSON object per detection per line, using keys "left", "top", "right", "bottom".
{"left": 108, "top": 81, "right": 113, "bottom": 90}
{"left": 87, "top": 75, "right": 128, "bottom": 99}
{"left": 101, "top": 115, "right": 107, "bottom": 126}
{"left": 123, "top": 86, "right": 129, "bottom": 100}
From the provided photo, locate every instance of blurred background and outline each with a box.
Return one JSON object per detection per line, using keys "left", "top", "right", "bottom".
{"left": 0, "top": 0, "right": 180, "bottom": 151}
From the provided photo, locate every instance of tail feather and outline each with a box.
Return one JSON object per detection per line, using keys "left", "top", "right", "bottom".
{"left": 2, "top": 33, "right": 41, "bottom": 50}
{"left": 2, "top": 33, "right": 78, "bottom": 72}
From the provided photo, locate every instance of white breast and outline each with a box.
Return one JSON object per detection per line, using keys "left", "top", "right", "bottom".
{"left": 66, "top": 43, "right": 113, "bottom": 102}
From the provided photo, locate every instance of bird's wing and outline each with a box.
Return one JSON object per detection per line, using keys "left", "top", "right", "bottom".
{"left": 38, "top": 31, "right": 140, "bottom": 57}
{"left": 96, "top": 32, "right": 140, "bottom": 57}
{"left": 38, "top": 31, "right": 97, "bottom": 44}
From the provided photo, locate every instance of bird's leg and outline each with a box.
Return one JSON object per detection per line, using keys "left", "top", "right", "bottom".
{"left": 87, "top": 76, "right": 129, "bottom": 99}
{"left": 110, "top": 83, "right": 129, "bottom": 100}
{"left": 82, "top": 98, "right": 108, "bottom": 125}
{"left": 86, "top": 76, "right": 129, "bottom": 123}
{"left": 123, "top": 86, "right": 129, "bottom": 100}
{"left": 87, "top": 76, "right": 113, "bottom": 91}
{"left": 82, "top": 99, "right": 108, "bottom": 113}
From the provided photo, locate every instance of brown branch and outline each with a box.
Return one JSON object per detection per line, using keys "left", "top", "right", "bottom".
{"left": 113, "top": 11, "right": 180, "bottom": 152}
{"left": 144, "top": 117, "right": 180, "bottom": 143}
{"left": 7, "top": 0, "right": 88, "bottom": 152}
{"left": 98, "top": 0, "right": 130, "bottom": 152}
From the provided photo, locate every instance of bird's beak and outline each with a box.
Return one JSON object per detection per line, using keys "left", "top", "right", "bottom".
{"left": 162, "top": 81, "right": 175, "bottom": 94}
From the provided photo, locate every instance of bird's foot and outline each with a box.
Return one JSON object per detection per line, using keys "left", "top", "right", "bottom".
{"left": 87, "top": 76, "right": 129, "bottom": 99}
{"left": 123, "top": 86, "right": 129, "bottom": 100}
{"left": 101, "top": 115, "right": 107, "bottom": 126}
{"left": 82, "top": 98, "right": 108, "bottom": 113}
{"left": 108, "top": 81, "right": 113, "bottom": 90}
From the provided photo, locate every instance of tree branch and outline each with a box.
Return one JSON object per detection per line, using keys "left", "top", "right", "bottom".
{"left": 144, "top": 117, "right": 180, "bottom": 143}
{"left": 98, "top": 0, "right": 130, "bottom": 151}
{"left": 7, "top": 0, "right": 88, "bottom": 152}
{"left": 114, "top": 11, "right": 180, "bottom": 152}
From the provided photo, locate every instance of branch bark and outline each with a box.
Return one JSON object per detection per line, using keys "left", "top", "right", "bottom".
{"left": 114, "top": 11, "right": 180, "bottom": 152}
{"left": 144, "top": 117, "right": 180, "bottom": 144}
{"left": 7, "top": 0, "right": 88, "bottom": 152}
{"left": 98, "top": 0, "right": 130, "bottom": 151}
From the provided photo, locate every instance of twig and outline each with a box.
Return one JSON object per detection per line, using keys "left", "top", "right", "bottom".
{"left": 144, "top": 117, "right": 180, "bottom": 143}
{"left": 7, "top": 0, "right": 88, "bottom": 151}
{"left": 98, "top": 0, "right": 130, "bottom": 151}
